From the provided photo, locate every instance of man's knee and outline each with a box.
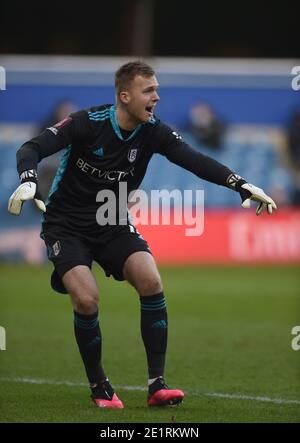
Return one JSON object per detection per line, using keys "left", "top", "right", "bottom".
{"left": 123, "top": 251, "right": 163, "bottom": 296}
{"left": 75, "top": 294, "right": 99, "bottom": 315}
{"left": 137, "top": 274, "right": 163, "bottom": 296}
{"left": 62, "top": 265, "right": 99, "bottom": 314}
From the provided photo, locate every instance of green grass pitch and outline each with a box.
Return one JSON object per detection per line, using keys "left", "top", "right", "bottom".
{"left": 0, "top": 263, "right": 299, "bottom": 423}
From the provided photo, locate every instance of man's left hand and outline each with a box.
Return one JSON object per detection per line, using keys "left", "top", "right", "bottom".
{"left": 236, "top": 180, "right": 277, "bottom": 215}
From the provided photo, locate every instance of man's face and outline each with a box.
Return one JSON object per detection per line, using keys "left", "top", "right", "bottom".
{"left": 120, "top": 75, "right": 160, "bottom": 123}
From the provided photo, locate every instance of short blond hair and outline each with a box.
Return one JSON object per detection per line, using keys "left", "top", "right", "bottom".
{"left": 115, "top": 60, "right": 155, "bottom": 95}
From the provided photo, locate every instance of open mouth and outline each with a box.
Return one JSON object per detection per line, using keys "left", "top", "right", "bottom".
{"left": 145, "top": 106, "right": 154, "bottom": 116}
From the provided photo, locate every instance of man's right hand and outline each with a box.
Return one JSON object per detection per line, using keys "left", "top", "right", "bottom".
{"left": 8, "top": 170, "right": 46, "bottom": 216}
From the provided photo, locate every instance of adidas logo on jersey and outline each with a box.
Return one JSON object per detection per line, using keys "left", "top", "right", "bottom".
{"left": 93, "top": 147, "right": 104, "bottom": 157}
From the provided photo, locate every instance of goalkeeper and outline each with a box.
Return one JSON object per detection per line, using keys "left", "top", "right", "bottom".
{"left": 8, "top": 61, "right": 277, "bottom": 409}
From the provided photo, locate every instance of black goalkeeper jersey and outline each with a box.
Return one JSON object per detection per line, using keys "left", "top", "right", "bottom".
{"left": 17, "top": 104, "right": 233, "bottom": 232}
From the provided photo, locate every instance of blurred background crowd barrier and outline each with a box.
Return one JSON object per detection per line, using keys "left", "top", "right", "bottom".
{"left": 0, "top": 56, "right": 299, "bottom": 264}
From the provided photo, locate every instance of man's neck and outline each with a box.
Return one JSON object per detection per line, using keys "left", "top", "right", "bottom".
{"left": 115, "top": 105, "right": 139, "bottom": 131}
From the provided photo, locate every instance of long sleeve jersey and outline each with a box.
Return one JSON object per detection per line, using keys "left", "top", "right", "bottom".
{"left": 17, "top": 104, "right": 234, "bottom": 232}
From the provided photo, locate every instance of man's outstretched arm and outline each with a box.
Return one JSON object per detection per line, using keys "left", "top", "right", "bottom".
{"left": 156, "top": 124, "right": 277, "bottom": 215}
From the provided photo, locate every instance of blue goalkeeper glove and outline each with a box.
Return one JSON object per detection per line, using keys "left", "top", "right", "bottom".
{"left": 8, "top": 169, "right": 46, "bottom": 216}
{"left": 228, "top": 174, "right": 277, "bottom": 215}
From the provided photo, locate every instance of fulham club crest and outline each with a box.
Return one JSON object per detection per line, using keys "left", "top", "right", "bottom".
{"left": 128, "top": 148, "right": 138, "bottom": 163}
{"left": 52, "top": 241, "right": 61, "bottom": 256}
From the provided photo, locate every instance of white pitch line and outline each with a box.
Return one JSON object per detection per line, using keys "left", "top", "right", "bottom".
{"left": 1, "top": 376, "right": 300, "bottom": 406}
{"left": 205, "top": 392, "right": 300, "bottom": 406}
{"left": 0, "top": 376, "right": 88, "bottom": 387}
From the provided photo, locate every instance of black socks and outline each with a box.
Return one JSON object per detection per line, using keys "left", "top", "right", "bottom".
{"left": 73, "top": 310, "right": 106, "bottom": 386}
{"left": 74, "top": 292, "right": 168, "bottom": 396}
{"left": 140, "top": 292, "right": 168, "bottom": 379}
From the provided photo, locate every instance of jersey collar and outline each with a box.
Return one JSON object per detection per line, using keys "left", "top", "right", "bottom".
{"left": 110, "top": 105, "right": 142, "bottom": 141}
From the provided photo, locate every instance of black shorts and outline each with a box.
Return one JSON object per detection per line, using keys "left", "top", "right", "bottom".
{"left": 41, "top": 224, "right": 152, "bottom": 294}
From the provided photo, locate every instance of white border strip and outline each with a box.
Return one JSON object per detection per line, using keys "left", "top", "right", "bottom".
{"left": 1, "top": 376, "right": 299, "bottom": 406}
{"left": 0, "top": 55, "right": 299, "bottom": 75}
{"left": 0, "top": 55, "right": 298, "bottom": 88}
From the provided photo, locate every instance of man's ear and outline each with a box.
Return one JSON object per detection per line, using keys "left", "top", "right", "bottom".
{"left": 119, "top": 91, "right": 129, "bottom": 104}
